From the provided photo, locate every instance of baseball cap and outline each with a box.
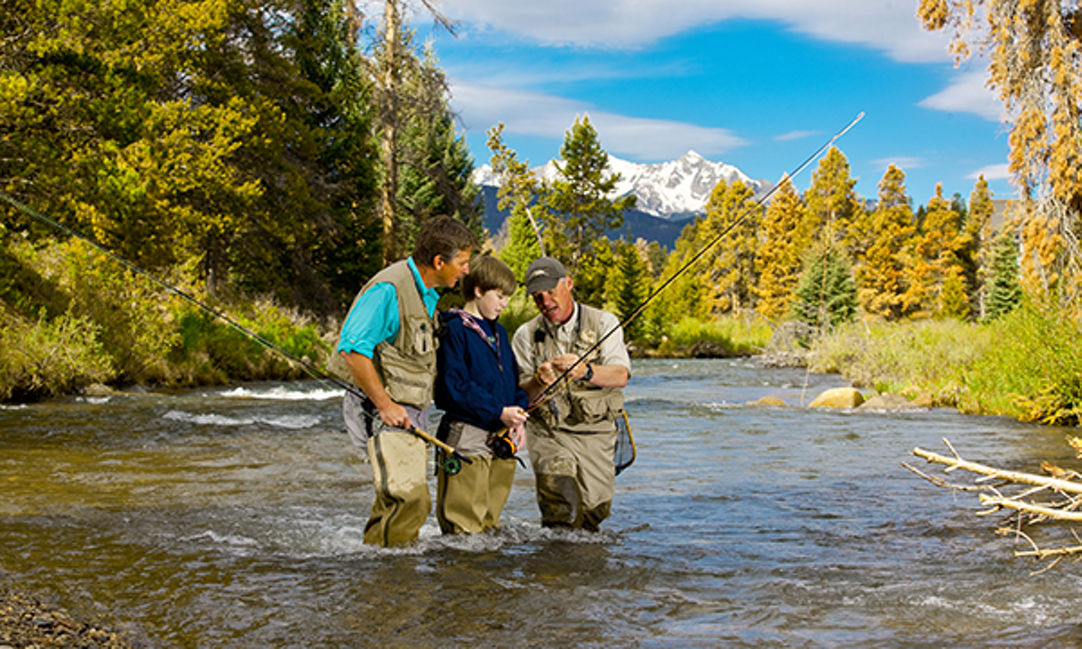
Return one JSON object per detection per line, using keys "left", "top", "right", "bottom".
{"left": 524, "top": 256, "right": 567, "bottom": 294}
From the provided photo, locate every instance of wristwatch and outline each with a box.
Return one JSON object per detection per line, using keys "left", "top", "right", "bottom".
{"left": 580, "top": 363, "right": 594, "bottom": 382}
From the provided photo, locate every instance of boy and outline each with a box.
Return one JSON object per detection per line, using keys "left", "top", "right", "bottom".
{"left": 434, "top": 255, "right": 530, "bottom": 533}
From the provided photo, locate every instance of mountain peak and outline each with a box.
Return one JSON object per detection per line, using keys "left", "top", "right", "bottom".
{"left": 471, "top": 151, "right": 765, "bottom": 219}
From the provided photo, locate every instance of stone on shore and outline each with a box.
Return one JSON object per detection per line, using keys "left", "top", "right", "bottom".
{"left": 808, "top": 387, "right": 865, "bottom": 409}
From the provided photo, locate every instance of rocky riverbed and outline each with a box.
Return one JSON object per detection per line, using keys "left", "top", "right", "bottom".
{"left": 0, "top": 582, "right": 132, "bottom": 649}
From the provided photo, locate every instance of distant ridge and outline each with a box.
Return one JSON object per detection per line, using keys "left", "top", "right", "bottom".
{"left": 473, "top": 151, "right": 774, "bottom": 247}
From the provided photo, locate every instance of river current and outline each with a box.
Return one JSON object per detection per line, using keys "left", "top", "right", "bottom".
{"left": 1, "top": 358, "right": 1079, "bottom": 647}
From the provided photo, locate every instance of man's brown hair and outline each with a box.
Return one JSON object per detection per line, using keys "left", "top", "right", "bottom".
{"left": 413, "top": 217, "right": 477, "bottom": 268}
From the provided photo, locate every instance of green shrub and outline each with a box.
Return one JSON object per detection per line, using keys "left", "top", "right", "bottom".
{"left": 963, "top": 300, "right": 1082, "bottom": 425}
{"left": 663, "top": 314, "right": 772, "bottom": 356}
{"left": 0, "top": 309, "right": 115, "bottom": 401}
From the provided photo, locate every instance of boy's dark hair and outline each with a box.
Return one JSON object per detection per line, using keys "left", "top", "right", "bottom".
{"left": 462, "top": 255, "right": 516, "bottom": 299}
{"left": 413, "top": 217, "right": 477, "bottom": 268}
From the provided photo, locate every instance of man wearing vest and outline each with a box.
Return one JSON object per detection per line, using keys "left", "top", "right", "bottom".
{"left": 512, "top": 256, "right": 631, "bottom": 531}
{"left": 337, "top": 217, "right": 477, "bottom": 547}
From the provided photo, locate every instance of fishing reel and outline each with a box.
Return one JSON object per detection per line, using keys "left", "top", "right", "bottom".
{"left": 441, "top": 454, "right": 463, "bottom": 476}
{"left": 487, "top": 430, "right": 519, "bottom": 460}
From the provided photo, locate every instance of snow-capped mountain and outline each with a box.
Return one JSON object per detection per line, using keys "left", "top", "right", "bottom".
{"left": 473, "top": 150, "right": 770, "bottom": 219}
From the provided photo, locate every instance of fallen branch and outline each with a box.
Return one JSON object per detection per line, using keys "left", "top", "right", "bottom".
{"left": 912, "top": 446, "right": 1082, "bottom": 496}
{"left": 909, "top": 438, "right": 1082, "bottom": 572}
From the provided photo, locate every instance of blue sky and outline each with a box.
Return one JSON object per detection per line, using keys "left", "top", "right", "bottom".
{"left": 402, "top": 0, "right": 1012, "bottom": 205}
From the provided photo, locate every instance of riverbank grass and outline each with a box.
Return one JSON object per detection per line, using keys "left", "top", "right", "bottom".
{"left": 805, "top": 301, "right": 1082, "bottom": 426}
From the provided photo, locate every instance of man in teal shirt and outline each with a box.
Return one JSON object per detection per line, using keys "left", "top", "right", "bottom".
{"left": 337, "top": 216, "right": 476, "bottom": 546}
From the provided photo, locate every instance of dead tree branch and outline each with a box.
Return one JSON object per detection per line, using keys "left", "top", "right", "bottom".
{"left": 909, "top": 438, "right": 1082, "bottom": 572}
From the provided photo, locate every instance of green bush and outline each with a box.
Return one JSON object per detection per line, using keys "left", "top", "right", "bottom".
{"left": 659, "top": 314, "right": 772, "bottom": 356}
{"left": 0, "top": 309, "right": 115, "bottom": 400}
{"left": 963, "top": 300, "right": 1082, "bottom": 425}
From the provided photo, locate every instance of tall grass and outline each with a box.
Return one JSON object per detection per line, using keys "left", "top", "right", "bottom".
{"left": 804, "top": 300, "right": 1082, "bottom": 425}
{"left": 656, "top": 314, "right": 772, "bottom": 357}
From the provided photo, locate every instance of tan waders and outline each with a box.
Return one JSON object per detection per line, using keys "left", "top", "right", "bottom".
{"left": 527, "top": 426, "right": 615, "bottom": 531}
{"left": 435, "top": 419, "right": 516, "bottom": 534}
{"left": 436, "top": 454, "right": 516, "bottom": 533}
{"left": 363, "top": 429, "right": 431, "bottom": 547}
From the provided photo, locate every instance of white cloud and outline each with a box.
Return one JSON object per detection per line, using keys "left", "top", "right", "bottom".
{"left": 872, "top": 156, "right": 923, "bottom": 171}
{"left": 774, "top": 130, "right": 820, "bottom": 142}
{"left": 450, "top": 81, "right": 747, "bottom": 161}
{"left": 967, "top": 163, "right": 1009, "bottom": 180}
{"left": 919, "top": 69, "right": 1002, "bottom": 121}
{"left": 441, "top": 0, "right": 953, "bottom": 63}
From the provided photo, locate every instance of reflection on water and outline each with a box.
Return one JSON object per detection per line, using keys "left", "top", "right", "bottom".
{"left": 2, "top": 359, "right": 1081, "bottom": 648}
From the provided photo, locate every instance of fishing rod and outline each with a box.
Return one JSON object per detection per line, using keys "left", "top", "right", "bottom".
{"left": 0, "top": 190, "right": 473, "bottom": 474}
{"left": 529, "top": 111, "right": 866, "bottom": 408}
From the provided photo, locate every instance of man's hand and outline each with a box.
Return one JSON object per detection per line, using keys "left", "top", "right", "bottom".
{"left": 377, "top": 401, "right": 413, "bottom": 429}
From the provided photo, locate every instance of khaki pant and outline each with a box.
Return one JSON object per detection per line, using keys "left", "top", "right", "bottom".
{"left": 436, "top": 454, "right": 517, "bottom": 534}
{"left": 435, "top": 419, "right": 516, "bottom": 534}
{"left": 363, "top": 429, "right": 431, "bottom": 547}
{"left": 527, "top": 424, "right": 615, "bottom": 531}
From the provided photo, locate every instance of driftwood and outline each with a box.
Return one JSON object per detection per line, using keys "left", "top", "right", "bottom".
{"left": 905, "top": 438, "right": 1082, "bottom": 574}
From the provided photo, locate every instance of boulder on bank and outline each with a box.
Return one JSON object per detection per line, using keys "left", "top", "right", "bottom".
{"left": 808, "top": 387, "right": 865, "bottom": 409}
{"left": 858, "top": 393, "right": 921, "bottom": 411}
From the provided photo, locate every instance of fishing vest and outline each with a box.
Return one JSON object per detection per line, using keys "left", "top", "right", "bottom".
{"left": 342, "top": 260, "right": 437, "bottom": 409}
{"left": 523, "top": 304, "right": 624, "bottom": 434}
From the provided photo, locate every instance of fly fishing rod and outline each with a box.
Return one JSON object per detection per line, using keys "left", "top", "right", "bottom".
{"left": 0, "top": 190, "right": 473, "bottom": 474}
{"left": 529, "top": 111, "right": 866, "bottom": 408}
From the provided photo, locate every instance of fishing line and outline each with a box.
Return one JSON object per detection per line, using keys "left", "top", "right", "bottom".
{"left": 0, "top": 190, "right": 473, "bottom": 471}
{"left": 530, "top": 111, "right": 865, "bottom": 408}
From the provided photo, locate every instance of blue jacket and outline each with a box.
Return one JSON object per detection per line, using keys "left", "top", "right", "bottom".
{"left": 435, "top": 310, "right": 530, "bottom": 432}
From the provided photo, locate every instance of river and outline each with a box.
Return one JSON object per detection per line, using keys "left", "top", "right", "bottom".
{"left": 1, "top": 358, "right": 1079, "bottom": 647}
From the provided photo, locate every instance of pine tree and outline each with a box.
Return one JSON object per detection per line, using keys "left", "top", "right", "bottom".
{"left": 906, "top": 183, "right": 969, "bottom": 317}
{"left": 984, "top": 233, "right": 1023, "bottom": 321}
{"left": 754, "top": 179, "right": 806, "bottom": 321}
{"left": 801, "top": 147, "right": 863, "bottom": 256}
{"left": 542, "top": 115, "right": 636, "bottom": 274}
{"left": 609, "top": 240, "right": 650, "bottom": 341}
{"left": 791, "top": 243, "right": 857, "bottom": 330}
{"left": 857, "top": 165, "right": 917, "bottom": 320}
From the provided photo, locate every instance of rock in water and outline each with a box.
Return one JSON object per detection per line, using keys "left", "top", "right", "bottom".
{"left": 808, "top": 387, "right": 865, "bottom": 409}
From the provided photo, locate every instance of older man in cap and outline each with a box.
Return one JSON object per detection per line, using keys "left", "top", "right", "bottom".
{"left": 511, "top": 256, "right": 631, "bottom": 531}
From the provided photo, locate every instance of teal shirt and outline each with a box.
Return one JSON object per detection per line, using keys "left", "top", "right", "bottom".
{"left": 336, "top": 257, "right": 439, "bottom": 358}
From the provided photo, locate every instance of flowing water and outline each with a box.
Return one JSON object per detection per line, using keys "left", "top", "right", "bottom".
{"left": 1, "top": 358, "right": 1080, "bottom": 647}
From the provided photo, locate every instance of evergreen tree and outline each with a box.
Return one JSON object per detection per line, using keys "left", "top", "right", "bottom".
{"left": 905, "top": 183, "right": 969, "bottom": 317}
{"left": 984, "top": 233, "right": 1023, "bottom": 321}
{"left": 574, "top": 238, "right": 616, "bottom": 310}
{"left": 857, "top": 165, "right": 917, "bottom": 320}
{"left": 542, "top": 115, "right": 636, "bottom": 274}
{"left": 791, "top": 243, "right": 857, "bottom": 330}
{"left": 645, "top": 240, "right": 667, "bottom": 280}
{"left": 754, "top": 179, "right": 806, "bottom": 321}
{"left": 802, "top": 147, "right": 862, "bottom": 256}
{"left": 609, "top": 240, "right": 650, "bottom": 341}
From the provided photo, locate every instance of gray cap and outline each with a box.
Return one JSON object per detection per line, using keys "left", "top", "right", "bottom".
{"left": 524, "top": 256, "right": 567, "bottom": 294}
